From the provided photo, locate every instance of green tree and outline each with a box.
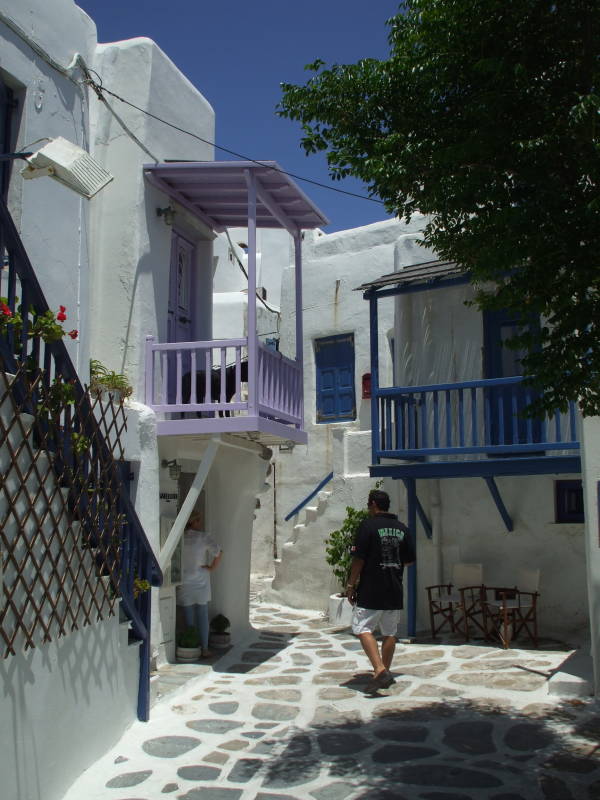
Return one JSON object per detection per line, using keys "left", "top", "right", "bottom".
{"left": 279, "top": 0, "right": 600, "bottom": 416}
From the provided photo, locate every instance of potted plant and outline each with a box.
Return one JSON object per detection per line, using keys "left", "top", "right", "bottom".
{"left": 176, "top": 626, "right": 201, "bottom": 662}
{"left": 325, "top": 505, "right": 368, "bottom": 627}
{"left": 89, "top": 359, "right": 133, "bottom": 403}
{"left": 209, "top": 613, "right": 231, "bottom": 649}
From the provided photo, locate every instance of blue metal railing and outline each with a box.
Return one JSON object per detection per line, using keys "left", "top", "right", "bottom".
{"left": 0, "top": 198, "right": 161, "bottom": 721}
{"left": 373, "top": 376, "right": 579, "bottom": 463}
{"left": 284, "top": 471, "right": 334, "bottom": 522}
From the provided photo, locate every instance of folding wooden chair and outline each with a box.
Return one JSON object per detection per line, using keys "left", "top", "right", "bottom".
{"left": 482, "top": 568, "right": 540, "bottom": 649}
{"left": 426, "top": 563, "right": 485, "bottom": 641}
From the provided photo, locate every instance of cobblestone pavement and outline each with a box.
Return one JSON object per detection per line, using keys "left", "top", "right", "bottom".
{"left": 62, "top": 595, "right": 600, "bottom": 800}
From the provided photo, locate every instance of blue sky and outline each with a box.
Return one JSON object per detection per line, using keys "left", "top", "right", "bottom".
{"left": 76, "top": 0, "right": 400, "bottom": 232}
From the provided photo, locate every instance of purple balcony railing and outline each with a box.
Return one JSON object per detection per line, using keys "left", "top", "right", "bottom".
{"left": 374, "top": 376, "right": 579, "bottom": 462}
{"left": 257, "top": 342, "right": 303, "bottom": 425}
{"left": 145, "top": 336, "right": 303, "bottom": 432}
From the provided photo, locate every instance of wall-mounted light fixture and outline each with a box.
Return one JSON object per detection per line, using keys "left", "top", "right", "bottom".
{"left": 161, "top": 458, "right": 181, "bottom": 480}
{"left": 156, "top": 205, "right": 176, "bottom": 226}
{"left": 278, "top": 440, "right": 296, "bottom": 452}
{"left": 20, "top": 136, "right": 113, "bottom": 198}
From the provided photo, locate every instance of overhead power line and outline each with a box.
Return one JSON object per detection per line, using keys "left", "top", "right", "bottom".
{"left": 83, "top": 72, "right": 385, "bottom": 206}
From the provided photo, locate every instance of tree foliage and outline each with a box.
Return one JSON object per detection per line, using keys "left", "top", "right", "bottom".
{"left": 279, "top": 0, "right": 600, "bottom": 415}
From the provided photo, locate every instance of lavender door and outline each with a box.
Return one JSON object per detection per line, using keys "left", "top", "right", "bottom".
{"left": 167, "top": 233, "right": 194, "bottom": 402}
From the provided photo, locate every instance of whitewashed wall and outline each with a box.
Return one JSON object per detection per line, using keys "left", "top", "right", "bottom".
{"left": 0, "top": 4, "right": 143, "bottom": 799}
{"left": 1, "top": 0, "right": 95, "bottom": 377}
{"left": 89, "top": 36, "right": 215, "bottom": 401}
{"left": 0, "top": 2, "right": 247, "bottom": 797}
{"left": 582, "top": 417, "right": 600, "bottom": 691}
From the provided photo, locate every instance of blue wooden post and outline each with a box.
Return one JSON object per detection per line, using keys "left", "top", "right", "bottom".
{"left": 137, "top": 550, "right": 153, "bottom": 722}
{"left": 368, "top": 290, "right": 380, "bottom": 463}
{"left": 405, "top": 477, "right": 417, "bottom": 637}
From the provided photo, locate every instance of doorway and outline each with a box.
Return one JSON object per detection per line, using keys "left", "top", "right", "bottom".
{"left": 167, "top": 233, "right": 195, "bottom": 403}
{"left": 483, "top": 309, "right": 541, "bottom": 445}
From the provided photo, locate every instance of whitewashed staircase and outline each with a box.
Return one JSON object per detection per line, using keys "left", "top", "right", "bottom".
{"left": 289, "top": 488, "right": 333, "bottom": 544}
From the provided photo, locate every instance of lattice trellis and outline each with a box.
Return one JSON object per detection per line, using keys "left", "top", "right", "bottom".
{"left": 0, "top": 364, "right": 128, "bottom": 658}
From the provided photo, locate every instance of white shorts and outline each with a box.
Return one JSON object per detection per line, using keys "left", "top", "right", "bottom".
{"left": 351, "top": 606, "right": 402, "bottom": 636}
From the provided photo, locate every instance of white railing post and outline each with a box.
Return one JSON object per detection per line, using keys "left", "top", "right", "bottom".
{"left": 145, "top": 335, "right": 154, "bottom": 405}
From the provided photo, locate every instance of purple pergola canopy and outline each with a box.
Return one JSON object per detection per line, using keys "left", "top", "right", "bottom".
{"left": 143, "top": 160, "right": 327, "bottom": 443}
{"left": 144, "top": 161, "right": 329, "bottom": 234}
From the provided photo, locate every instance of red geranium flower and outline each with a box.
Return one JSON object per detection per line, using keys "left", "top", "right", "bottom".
{"left": 1, "top": 302, "right": 12, "bottom": 317}
{"left": 56, "top": 308, "right": 67, "bottom": 322}
{"left": 68, "top": 329, "right": 78, "bottom": 339}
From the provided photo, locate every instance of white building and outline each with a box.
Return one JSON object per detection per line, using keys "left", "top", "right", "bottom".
{"left": 362, "top": 259, "right": 588, "bottom": 642}
{"left": 0, "top": 3, "right": 326, "bottom": 799}
{"left": 253, "top": 213, "right": 597, "bottom": 684}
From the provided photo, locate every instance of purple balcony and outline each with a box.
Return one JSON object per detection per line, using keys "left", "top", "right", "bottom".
{"left": 143, "top": 161, "right": 328, "bottom": 444}
{"left": 145, "top": 335, "right": 305, "bottom": 442}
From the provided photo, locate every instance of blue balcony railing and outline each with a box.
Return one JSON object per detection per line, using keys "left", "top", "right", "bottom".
{"left": 373, "top": 376, "right": 579, "bottom": 463}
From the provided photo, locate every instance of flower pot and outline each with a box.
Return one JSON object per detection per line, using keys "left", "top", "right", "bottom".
{"left": 209, "top": 632, "right": 231, "bottom": 649}
{"left": 176, "top": 645, "right": 201, "bottom": 663}
{"left": 328, "top": 593, "right": 353, "bottom": 628}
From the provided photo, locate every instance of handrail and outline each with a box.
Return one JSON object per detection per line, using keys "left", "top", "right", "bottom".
{"left": 373, "top": 375, "right": 579, "bottom": 462}
{"left": 284, "top": 471, "right": 334, "bottom": 521}
{"left": 0, "top": 198, "right": 161, "bottom": 721}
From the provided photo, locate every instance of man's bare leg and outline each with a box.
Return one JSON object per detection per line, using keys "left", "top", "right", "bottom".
{"left": 358, "top": 632, "right": 387, "bottom": 678}
{"left": 381, "top": 635, "right": 396, "bottom": 671}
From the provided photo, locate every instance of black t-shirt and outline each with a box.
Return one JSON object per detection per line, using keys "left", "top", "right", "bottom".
{"left": 351, "top": 513, "right": 415, "bottom": 610}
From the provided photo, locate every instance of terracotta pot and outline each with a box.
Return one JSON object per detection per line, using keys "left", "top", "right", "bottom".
{"left": 209, "top": 632, "right": 231, "bottom": 649}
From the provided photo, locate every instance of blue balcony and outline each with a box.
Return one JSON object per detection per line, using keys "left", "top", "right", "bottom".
{"left": 371, "top": 376, "right": 581, "bottom": 480}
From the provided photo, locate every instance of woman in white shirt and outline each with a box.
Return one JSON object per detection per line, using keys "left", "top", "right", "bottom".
{"left": 176, "top": 513, "right": 222, "bottom": 657}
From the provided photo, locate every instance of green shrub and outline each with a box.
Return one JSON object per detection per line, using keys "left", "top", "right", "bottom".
{"left": 178, "top": 626, "right": 200, "bottom": 648}
{"left": 325, "top": 506, "right": 369, "bottom": 592}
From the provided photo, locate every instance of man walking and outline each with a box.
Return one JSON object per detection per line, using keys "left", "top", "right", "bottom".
{"left": 347, "top": 489, "right": 415, "bottom": 692}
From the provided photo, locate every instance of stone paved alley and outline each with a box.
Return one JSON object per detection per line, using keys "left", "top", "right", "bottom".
{"left": 63, "top": 588, "right": 600, "bottom": 800}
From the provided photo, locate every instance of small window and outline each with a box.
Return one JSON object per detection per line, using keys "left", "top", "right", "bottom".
{"left": 315, "top": 333, "right": 356, "bottom": 423}
{"left": 555, "top": 480, "right": 584, "bottom": 523}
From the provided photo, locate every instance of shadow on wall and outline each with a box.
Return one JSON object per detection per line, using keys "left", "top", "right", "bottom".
{"left": 0, "top": 617, "right": 136, "bottom": 800}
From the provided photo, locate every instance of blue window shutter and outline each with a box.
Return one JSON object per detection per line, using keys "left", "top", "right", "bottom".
{"left": 315, "top": 334, "right": 356, "bottom": 423}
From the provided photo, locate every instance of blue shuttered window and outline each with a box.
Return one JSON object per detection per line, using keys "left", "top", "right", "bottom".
{"left": 315, "top": 333, "right": 356, "bottom": 423}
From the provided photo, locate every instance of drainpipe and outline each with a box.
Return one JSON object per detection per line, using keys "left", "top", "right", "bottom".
{"left": 430, "top": 479, "right": 443, "bottom": 585}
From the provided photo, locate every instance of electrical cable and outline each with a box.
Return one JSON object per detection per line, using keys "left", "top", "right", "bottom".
{"left": 84, "top": 76, "right": 385, "bottom": 206}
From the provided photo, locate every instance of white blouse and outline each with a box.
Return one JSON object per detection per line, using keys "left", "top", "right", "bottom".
{"left": 176, "top": 529, "right": 221, "bottom": 606}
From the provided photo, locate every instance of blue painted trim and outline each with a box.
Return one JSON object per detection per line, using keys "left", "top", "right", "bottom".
{"left": 369, "top": 455, "right": 581, "bottom": 480}
{"left": 377, "top": 375, "right": 532, "bottom": 394}
{"left": 484, "top": 476, "right": 514, "bottom": 532}
{"left": 363, "top": 273, "right": 471, "bottom": 300}
{"left": 405, "top": 477, "right": 417, "bottom": 637}
{"left": 375, "top": 441, "right": 579, "bottom": 459}
{"left": 284, "top": 472, "right": 334, "bottom": 521}
{"left": 369, "top": 292, "right": 380, "bottom": 465}
{"left": 402, "top": 478, "right": 432, "bottom": 539}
